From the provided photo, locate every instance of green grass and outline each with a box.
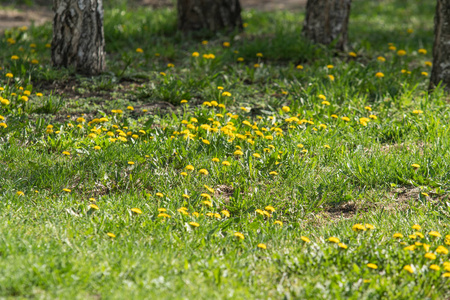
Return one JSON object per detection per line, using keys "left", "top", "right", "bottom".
{"left": 1, "top": 0, "right": 450, "bottom": 298}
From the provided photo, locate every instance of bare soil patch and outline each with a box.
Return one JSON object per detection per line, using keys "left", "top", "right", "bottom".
{"left": 0, "top": 8, "right": 52, "bottom": 33}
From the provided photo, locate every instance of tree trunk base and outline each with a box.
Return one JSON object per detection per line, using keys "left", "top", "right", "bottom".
{"left": 429, "top": 0, "right": 450, "bottom": 91}
{"left": 52, "top": 0, "right": 106, "bottom": 75}
{"left": 302, "top": 0, "right": 351, "bottom": 50}
{"left": 177, "top": 0, "right": 243, "bottom": 33}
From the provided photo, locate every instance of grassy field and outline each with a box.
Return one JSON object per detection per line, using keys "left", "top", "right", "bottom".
{"left": 1, "top": 0, "right": 450, "bottom": 298}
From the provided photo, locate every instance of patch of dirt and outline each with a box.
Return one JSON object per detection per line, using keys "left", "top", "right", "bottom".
{"left": 378, "top": 141, "right": 426, "bottom": 154}
{"left": 0, "top": 8, "right": 53, "bottom": 34}
{"left": 34, "top": 78, "right": 120, "bottom": 105}
{"left": 215, "top": 184, "right": 234, "bottom": 204}
{"left": 324, "top": 201, "right": 366, "bottom": 220}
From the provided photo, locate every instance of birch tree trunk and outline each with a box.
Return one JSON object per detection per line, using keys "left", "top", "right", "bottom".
{"left": 302, "top": 0, "right": 351, "bottom": 50}
{"left": 429, "top": 0, "right": 450, "bottom": 91}
{"left": 177, "top": 0, "right": 243, "bottom": 33}
{"left": 52, "top": 0, "right": 106, "bottom": 75}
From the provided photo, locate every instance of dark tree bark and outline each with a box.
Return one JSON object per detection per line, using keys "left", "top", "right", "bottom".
{"left": 430, "top": 0, "right": 450, "bottom": 91}
{"left": 302, "top": 0, "right": 352, "bottom": 50}
{"left": 177, "top": 0, "right": 243, "bottom": 33}
{"left": 52, "top": 0, "right": 106, "bottom": 75}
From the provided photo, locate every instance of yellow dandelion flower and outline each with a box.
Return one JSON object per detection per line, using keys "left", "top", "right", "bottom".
{"left": 269, "top": 171, "right": 278, "bottom": 176}
{"left": 397, "top": 50, "right": 406, "bottom": 56}
{"left": 107, "top": 232, "right": 116, "bottom": 238}
{"left": 234, "top": 150, "right": 243, "bottom": 156}
{"left": 338, "top": 243, "right": 348, "bottom": 249}
{"left": 202, "top": 200, "right": 212, "bottom": 207}
{"left": 221, "top": 210, "right": 230, "bottom": 217}
{"left": 136, "top": 48, "right": 144, "bottom": 53}
{"left": 393, "top": 233, "right": 403, "bottom": 238}
{"left": 437, "top": 246, "right": 449, "bottom": 255}
{"left": 257, "top": 243, "right": 267, "bottom": 249}
{"left": 411, "top": 164, "right": 420, "bottom": 169}
{"left": 131, "top": 208, "right": 142, "bottom": 214}
{"left": 222, "top": 160, "right": 231, "bottom": 166}
{"left": 274, "top": 220, "right": 283, "bottom": 226}
{"left": 234, "top": 232, "right": 244, "bottom": 240}
{"left": 349, "top": 52, "right": 357, "bottom": 57}
{"left": 128, "top": 161, "right": 135, "bottom": 165}
{"left": 429, "top": 231, "right": 442, "bottom": 238}
{"left": 89, "top": 204, "right": 99, "bottom": 210}
{"left": 412, "top": 224, "right": 422, "bottom": 231}
{"left": 430, "top": 264, "right": 440, "bottom": 271}
{"left": 253, "top": 153, "right": 261, "bottom": 159}
{"left": 328, "top": 237, "right": 340, "bottom": 243}
{"left": 255, "top": 209, "right": 265, "bottom": 216}
{"left": 367, "top": 263, "right": 378, "bottom": 269}
{"left": 200, "top": 193, "right": 212, "bottom": 200}
{"left": 189, "top": 222, "right": 200, "bottom": 227}
{"left": 282, "top": 106, "right": 290, "bottom": 112}
{"left": 403, "top": 265, "right": 414, "bottom": 274}
{"left": 404, "top": 245, "right": 416, "bottom": 251}
{"left": 425, "top": 252, "right": 437, "bottom": 260}
{"left": 377, "top": 56, "right": 386, "bottom": 62}
{"left": 63, "top": 188, "right": 71, "bottom": 193}
{"left": 185, "top": 165, "right": 195, "bottom": 171}
{"left": 365, "top": 224, "right": 375, "bottom": 230}
{"left": 16, "top": 191, "right": 24, "bottom": 196}
{"left": 352, "top": 224, "right": 367, "bottom": 232}
{"left": 158, "top": 213, "right": 171, "bottom": 218}
{"left": 296, "top": 65, "right": 304, "bottom": 69}
{"left": 415, "top": 232, "right": 424, "bottom": 238}
{"left": 265, "top": 205, "right": 275, "bottom": 212}
{"left": 375, "top": 72, "right": 384, "bottom": 78}
{"left": 199, "top": 169, "right": 209, "bottom": 175}
{"left": 301, "top": 236, "right": 311, "bottom": 243}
